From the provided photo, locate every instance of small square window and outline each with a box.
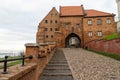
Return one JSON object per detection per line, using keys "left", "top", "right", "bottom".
{"left": 97, "top": 19, "right": 102, "bottom": 25}
{"left": 88, "top": 32, "right": 93, "bottom": 37}
{"left": 46, "top": 35, "right": 48, "bottom": 38}
{"left": 55, "top": 13, "right": 57, "bottom": 16}
{"left": 88, "top": 20, "right": 92, "bottom": 25}
{"left": 98, "top": 31, "right": 102, "bottom": 36}
{"left": 51, "top": 35, "right": 53, "bottom": 38}
{"left": 50, "top": 20, "right": 53, "bottom": 24}
{"left": 106, "top": 19, "right": 111, "bottom": 24}
{"left": 51, "top": 13, "right": 53, "bottom": 16}
{"left": 65, "top": 24, "right": 69, "bottom": 28}
{"left": 55, "top": 28, "right": 58, "bottom": 31}
{"left": 76, "top": 24, "right": 80, "bottom": 27}
{"left": 55, "top": 20, "right": 57, "bottom": 23}
{"left": 44, "top": 28, "right": 48, "bottom": 31}
{"left": 50, "top": 28, "right": 52, "bottom": 31}
{"left": 45, "top": 20, "right": 48, "bottom": 24}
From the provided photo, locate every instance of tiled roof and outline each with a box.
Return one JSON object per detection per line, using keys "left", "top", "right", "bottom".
{"left": 60, "top": 6, "right": 114, "bottom": 17}
{"left": 85, "top": 9, "right": 114, "bottom": 17}
{"left": 60, "top": 6, "right": 84, "bottom": 16}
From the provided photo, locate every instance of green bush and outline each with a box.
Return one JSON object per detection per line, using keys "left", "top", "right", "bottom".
{"left": 104, "top": 33, "right": 120, "bottom": 40}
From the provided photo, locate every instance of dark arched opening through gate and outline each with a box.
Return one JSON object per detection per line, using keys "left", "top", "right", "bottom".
{"left": 65, "top": 33, "right": 81, "bottom": 48}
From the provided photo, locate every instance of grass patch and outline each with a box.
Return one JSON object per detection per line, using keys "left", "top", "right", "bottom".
{"left": 86, "top": 49, "right": 120, "bottom": 61}
{"left": 104, "top": 33, "right": 120, "bottom": 40}
{"left": 0, "top": 56, "right": 22, "bottom": 69}
{"left": 0, "top": 56, "right": 21, "bottom": 60}
{"left": 0, "top": 60, "right": 22, "bottom": 69}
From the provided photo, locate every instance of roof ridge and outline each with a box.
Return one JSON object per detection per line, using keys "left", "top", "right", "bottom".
{"left": 85, "top": 9, "right": 112, "bottom": 14}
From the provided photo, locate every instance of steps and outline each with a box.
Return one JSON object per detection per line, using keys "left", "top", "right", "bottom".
{"left": 40, "top": 48, "right": 74, "bottom": 80}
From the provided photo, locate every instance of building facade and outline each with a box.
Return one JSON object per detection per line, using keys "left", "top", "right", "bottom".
{"left": 36, "top": 5, "right": 117, "bottom": 48}
{"left": 116, "top": 0, "right": 120, "bottom": 32}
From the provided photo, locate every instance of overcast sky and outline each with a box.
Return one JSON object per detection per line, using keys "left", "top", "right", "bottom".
{"left": 0, "top": 0, "right": 118, "bottom": 52}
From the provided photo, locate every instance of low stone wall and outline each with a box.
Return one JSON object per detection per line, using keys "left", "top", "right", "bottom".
{"left": 0, "top": 63, "right": 37, "bottom": 80}
{"left": 85, "top": 38, "right": 120, "bottom": 54}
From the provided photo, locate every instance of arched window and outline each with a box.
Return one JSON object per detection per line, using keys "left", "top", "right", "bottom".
{"left": 51, "top": 35, "right": 53, "bottom": 38}
{"left": 46, "top": 35, "right": 48, "bottom": 38}
{"left": 55, "top": 20, "right": 57, "bottom": 23}
{"left": 45, "top": 20, "right": 48, "bottom": 24}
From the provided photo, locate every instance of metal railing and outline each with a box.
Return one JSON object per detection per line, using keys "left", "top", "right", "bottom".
{"left": 0, "top": 55, "right": 33, "bottom": 74}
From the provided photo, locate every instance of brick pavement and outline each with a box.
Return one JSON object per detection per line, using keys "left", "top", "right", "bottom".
{"left": 63, "top": 48, "right": 120, "bottom": 80}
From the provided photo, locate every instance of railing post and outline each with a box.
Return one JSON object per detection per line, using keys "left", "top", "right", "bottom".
{"left": 22, "top": 55, "right": 25, "bottom": 66}
{"left": 2, "top": 56, "right": 8, "bottom": 74}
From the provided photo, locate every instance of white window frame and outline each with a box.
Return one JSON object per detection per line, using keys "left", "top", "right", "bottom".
{"left": 88, "top": 32, "right": 93, "bottom": 37}
{"left": 88, "top": 20, "right": 92, "bottom": 25}
{"left": 97, "top": 19, "right": 102, "bottom": 25}
{"left": 98, "top": 31, "right": 102, "bottom": 36}
{"left": 76, "top": 24, "right": 80, "bottom": 27}
{"left": 106, "top": 19, "right": 111, "bottom": 24}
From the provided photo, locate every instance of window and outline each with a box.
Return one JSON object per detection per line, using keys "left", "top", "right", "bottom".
{"left": 51, "top": 13, "right": 53, "bottom": 16}
{"left": 55, "top": 13, "right": 57, "bottom": 16}
{"left": 46, "top": 35, "right": 48, "bottom": 38}
{"left": 76, "top": 24, "right": 80, "bottom": 27}
{"left": 44, "top": 28, "right": 48, "bottom": 31}
{"left": 55, "top": 20, "right": 57, "bottom": 23}
{"left": 88, "top": 20, "right": 92, "bottom": 25}
{"left": 88, "top": 32, "right": 93, "bottom": 37}
{"left": 50, "top": 20, "right": 53, "bottom": 24}
{"left": 106, "top": 19, "right": 111, "bottom": 24}
{"left": 51, "top": 35, "right": 53, "bottom": 38}
{"left": 65, "top": 24, "right": 69, "bottom": 28}
{"left": 98, "top": 31, "right": 102, "bottom": 36}
{"left": 55, "top": 28, "right": 58, "bottom": 31}
{"left": 45, "top": 20, "right": 48, "bottom": 24}
{"left": 97, "top": 19, "right": 102, "bottom": 25}
{"left": 50, "top": 28, "right": 52, "bottom": 31}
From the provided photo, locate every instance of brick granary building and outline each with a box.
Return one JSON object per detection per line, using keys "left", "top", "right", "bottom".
{"left": 36, "top": 5, "right": 117, "bottom": 48}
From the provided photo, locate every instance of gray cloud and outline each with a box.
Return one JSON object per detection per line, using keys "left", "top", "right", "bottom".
{"left": 0, "top": 0, "right": 118, "bottom": 51}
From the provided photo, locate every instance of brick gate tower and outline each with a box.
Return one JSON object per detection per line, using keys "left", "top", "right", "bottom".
{"left": 36, "top": 5, "right": 116, "bottom": 48}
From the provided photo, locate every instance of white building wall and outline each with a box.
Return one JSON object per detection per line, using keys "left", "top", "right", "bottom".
{"left": 116, "top": 0, "right": 120, "bottom": 32}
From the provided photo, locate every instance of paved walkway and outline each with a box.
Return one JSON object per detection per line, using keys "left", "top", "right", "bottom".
{"left": 63, "top": 48, "right": 120, "bottom": 80}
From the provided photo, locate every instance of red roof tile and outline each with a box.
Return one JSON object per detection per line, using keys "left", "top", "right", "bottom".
{"left": 85, "top": 9, "right": 113, "bottom": 17}
{"left": 60, "top": 6, "right": 84, "bottom": 16}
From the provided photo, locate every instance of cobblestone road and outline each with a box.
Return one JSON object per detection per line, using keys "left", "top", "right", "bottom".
{"left": 63, "top": 48, "right": 120, "bottom": 80}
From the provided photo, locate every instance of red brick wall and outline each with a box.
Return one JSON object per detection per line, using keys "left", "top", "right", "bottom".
{"left": 85, "top": 38, "right": 120, "bottom": 54}
{"left": 26, "top": 46, "right": 39, "bottom": 62}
